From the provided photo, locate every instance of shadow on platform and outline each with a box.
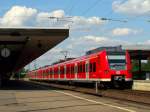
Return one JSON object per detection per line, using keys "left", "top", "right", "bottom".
{"left": 0, "top": 80, "right": 61, "bottom": 91}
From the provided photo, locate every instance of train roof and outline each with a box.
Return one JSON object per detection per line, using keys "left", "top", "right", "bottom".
{"left": 30, "top": 50, "right": 103, "bottom": 72}
{"left": 31, "top": 46, "right": 127, "bottom": 72}
{"left": 29, "top": 46, "right": 127, "bottom": 72}
{"left": 86, "top": 45, "right": 124, "bottom": 55}
{"left": 50, "top": 50, "right": 102, "bottom": 66}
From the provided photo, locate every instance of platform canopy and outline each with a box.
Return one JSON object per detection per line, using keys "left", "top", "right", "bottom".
{"left": 0, "top": 27, "right": 69, "bottom": 75}
{"left": 123, "top": 45, "right": 150, "bottom": 60}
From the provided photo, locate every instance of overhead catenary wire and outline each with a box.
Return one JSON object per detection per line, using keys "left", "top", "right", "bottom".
{"left": 81, "top": 0, "right": 103, "bottom": 16}
{"left": 66, "top": 0, "right": 79, "bottom": 15}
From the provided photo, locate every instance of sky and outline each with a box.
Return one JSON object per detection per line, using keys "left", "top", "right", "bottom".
{"left": 0, "top": 0, "right": 150, "bottom": 69}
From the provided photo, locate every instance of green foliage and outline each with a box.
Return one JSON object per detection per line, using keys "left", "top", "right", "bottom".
{"left": 132, "top": 59, "right": 150, "bottom": 80}
{"left": 132, "top": 60, "right": 150, "bottom": 72}
{"left": 131, "top": 60, "right": 139, "bottom": 72}
{"left": 13, "top": 68, "right": 28, "bottom": 78}
{"left": 141, "top": 60, "right": 150, "bottom": 71}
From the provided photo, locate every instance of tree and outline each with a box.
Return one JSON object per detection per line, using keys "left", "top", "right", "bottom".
{"left": 13, "top": 68, "right": 28, "bottom": 79}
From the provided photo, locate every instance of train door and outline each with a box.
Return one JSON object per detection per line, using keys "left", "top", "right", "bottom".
{"left": 70, "top": 63, "right": 75, "bottom": 79}
{"left": 39, "top": 69, "right": 43, "bottom": 79}
{"left": 85, "top": 60, "right": 89, "bottom": 80}
{"left": 89, "top": 57, "right": 97, "bottom": 79}
{"left": 60, "top": 65, "right": 65, "bottom": 79}
{"left": 54, "top": 67, "right": 59, "bottom": 79}
{"left": 51, "top": 67, "right": 54, "bottom": 79}
{"left": 77, "top": 61, "right": 86, "bottom": 79}
{"left": 48, "top": 68, "right": 51, "bottom": 79}
{"left": 45, "top": 67, "right": 49, "bottom": 80}
{"left": 74, "top": 63, "right": 78, "bottom": 80}
{"left": 58, "top": 66, "right": 60, "bottom": 79}
{"left": 54, "top": 67, "right": 56, "bottom": 79}
{"left": 49, "top": 68, "right": 52, "bottom": 79}
{"left": 42, "top": 69, "right": 44, "bottom": 79}
{"left": 43, "top": 69, "right": 46, "bottom": 79}
{"left": 37, "top": 70, "right": 39, "bottom": 79}
{"left": 82, "top": 61, "right": 86, "bottom": 79}
{"left": 77, "top": 62, "right": 81, "bottom": 79}
{"left": 66, "top": 64, "right": 71, "bottom": 79}
{"left": 64, "top": 65, "right": 66, "bottom": 80}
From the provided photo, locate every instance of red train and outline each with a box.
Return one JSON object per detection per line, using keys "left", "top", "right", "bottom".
{"left": 27, "top": 46, "right": 133, "bottom": 89}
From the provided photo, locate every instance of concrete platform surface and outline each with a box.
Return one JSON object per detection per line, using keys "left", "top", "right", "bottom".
{"left": 133, "top": 80, "right": 150, "bottom": 91}
{"left": 0, "top": 80, "right": 149, "bottom": 112}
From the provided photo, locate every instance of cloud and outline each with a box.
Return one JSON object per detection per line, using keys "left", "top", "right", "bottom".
{"left": 28, "top": 34, "right": 132, "bottom": 69}
{"left": 81, "top": 35, "right": 108, "bottom": 43}
{"left": 36, "top": 10, "right": 65, "bottom": 27}
{"left": 112, "top": 0, "right": 150, "bottom": 15}
{"left": 0, "top": 5, "right": 106, "bottom": 27}
{"left": 112, "top": 28, "right": 138, "bottom": 36}
{"left": 0, "top": 6, "right": 37, "bottom": 27}
{"left": 142, "top": 40, "right": 150, "bottom": 45}
{"left": 66, "top": 35, "right": 131, "bottom": 52}
{"left": 72, "top": 16, "right": 105, "bottom": 26}
{"left": 36, "top": 13, "right": 105, "bottom": 27}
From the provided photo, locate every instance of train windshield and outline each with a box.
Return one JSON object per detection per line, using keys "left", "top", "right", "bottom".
{"left": 108, "top": 54, "right": 126, "bottom": 70}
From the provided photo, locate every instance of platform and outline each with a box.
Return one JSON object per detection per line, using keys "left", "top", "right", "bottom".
{"left": 133, "top": 80, "right": 150, "bottom": 91}
{"left": 0, "top": 80, "right": 149, "bottom": 112}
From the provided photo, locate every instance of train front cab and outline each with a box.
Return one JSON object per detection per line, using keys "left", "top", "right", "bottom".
{"left": 100, "top": 50, "right": 133, "bottom": 89}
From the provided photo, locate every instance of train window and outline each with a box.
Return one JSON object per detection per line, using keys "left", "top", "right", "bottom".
{"left": 54, "top": 68, "right": 56, "bottom": 75}
{"left": 43, "top": 70, "right": 45, "bottom": 76}
{"left": 56, "top": 69, "right": 57, "bottom": 75}
{"left": 62, "top": 67, "right": 64, "bottom": 74}
{"left": 57, "top": 67, "right": 60, "bottom": 75}
{"left": 78, "top": 64, "right": 80, "bottom": 73}
{"left": 64, "top": 66, "right": 66, "bottom": 75}
{"left": 48, "top": 69, "right": 50, "bottom": 75}
{"left": 75, "top": 65, "right": 78, "bottom": 73}
{"left": 83, "top": 63, "right": 85, "bottom": 73}
{"left": 56, "top": 68, "right": 58, "bottom": 75}
{"left": 67, "top": 67, "right": 70, "bottom": 74}
{"left": 60, "top": 67, "right": 64, "bottom": 75}
{"left": 86, "top": 63, "right": 89, "bottom": 72}
{"left": 42, "top": 70, "right": 44, "bottom": 76}
{"left": 71, "top": 66, "right": 72, "bottom": 74}
{"left": 49, "top": 69, "right": 50, "bottom": 75}
{"left": 60, "top": 68, "right": 61, "bottom": 74}
{"left": 53, "top": 68, "right": 54, "bottom": 75}
{"left": 54, "top": 69, "right": 55, "bottom": 75}
{"left": 45, "top": 70, "right": 47, "bottom": 76}
{"left": 70, "top": 66, "right": 71, "bottom": 74}
{"left": 43, "top": 70, "right": 44, "bottom": 76}
{"left": 80, "top": 64, "right": 83, "bottom": 73}
{"left": 89, "top": 62, "right": 96, "bottom": 72}
{"left": 71, "top": 66, "right": 74, "bottom": 74}
{"left": 93, "top": 62, "right": 96, "bottom": 72}
{"left": 47, "top": 70, "right": 49, "bottom": 75}
{"left": 90, "top": 63, "right": 92, "bottom": 72}
{"left": 70, "top": 66, "right": 72, "bottom": 74}
{"left": 67, "top": 66, "right": 70, "bottom": 74}
{"left": 49, "top": 69, "right": 51, "bottom": 75}
{"left": 50, "top": 69, "right": 52, "bottom": 75}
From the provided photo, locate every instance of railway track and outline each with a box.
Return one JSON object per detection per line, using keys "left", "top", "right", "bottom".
{"left": 28, "top": 80, "right": 150, "bottom": 105}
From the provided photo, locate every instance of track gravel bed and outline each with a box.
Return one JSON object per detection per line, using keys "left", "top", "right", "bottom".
{"left": 29, "top": 80, "right": 150, "bottom": 105}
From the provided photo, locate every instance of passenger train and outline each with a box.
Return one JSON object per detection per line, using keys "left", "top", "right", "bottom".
{"left": 27, "top": 46, "right": 133, "bottom": 89}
